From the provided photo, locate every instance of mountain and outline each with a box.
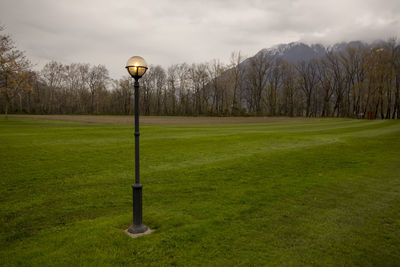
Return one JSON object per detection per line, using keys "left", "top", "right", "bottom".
{"left": 245, "top": 40, "right": 373, "bottom": 64}
{"left": 220, "top": 40, "right": 386, "bottom": 87}
{"left": 259, "top": 42, "right": 326, "bottom": 62}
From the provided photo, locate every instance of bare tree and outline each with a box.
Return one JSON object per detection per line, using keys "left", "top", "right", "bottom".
{"left": 88, "top": 65, "right": 109, "bottom": 114}
{"left": 281, "top": 61, "right": 298, "bottom": 116}
{"left": 40, "top": 61, "right": 64, "bottom": 113}
{"left": 229, "top": 51, "right": 244, "bottom": 115}
{"left": 0, "top": 27, "right": 32, "bottom": 118}
{"left": 267, "top": 58, "right": 282, "bottom": 115}
{"left": 166, "top": 65, "right": 178, "bottom": 115}
{"left": 245, "top": 52, "right": 272, "bottom": 114}
{"left": 208, "top": 60, "right": 227, "bottom": 115}
{"left": 295, "top": 59, "right": 318, "bottom": 117}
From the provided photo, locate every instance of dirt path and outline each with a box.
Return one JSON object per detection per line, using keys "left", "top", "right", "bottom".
{"left": 8, "top": 114, "right": 313, "bottom": 125}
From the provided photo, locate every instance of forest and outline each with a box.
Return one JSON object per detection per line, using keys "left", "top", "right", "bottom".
{"left": 1, "top": 28, "right": 399, "bottom": 119}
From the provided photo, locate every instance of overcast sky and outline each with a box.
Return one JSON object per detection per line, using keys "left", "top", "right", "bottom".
{"left": 1, "top": 0, "right": 399, "bottom": 79}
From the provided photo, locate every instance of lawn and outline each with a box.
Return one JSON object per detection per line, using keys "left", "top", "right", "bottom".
{"left": 1, "top": 117, "right": 400, "bottom": 266}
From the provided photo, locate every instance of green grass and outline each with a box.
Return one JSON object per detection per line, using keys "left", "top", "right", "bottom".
{"left": 1, "top": 117, "right": 400, "bottom": 266}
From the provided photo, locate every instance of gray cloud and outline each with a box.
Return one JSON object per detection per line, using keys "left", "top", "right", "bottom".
{"left": 1, "top": 0, "right": 399, "bottom": 79}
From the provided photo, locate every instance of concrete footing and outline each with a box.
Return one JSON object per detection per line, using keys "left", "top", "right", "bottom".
{"left": 124, "top": 228, "right": 154, "bottom": 238}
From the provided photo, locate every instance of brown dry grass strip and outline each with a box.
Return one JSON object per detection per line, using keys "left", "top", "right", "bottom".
{"left": 7, "top": 114, "right": 313, "bottom": 125}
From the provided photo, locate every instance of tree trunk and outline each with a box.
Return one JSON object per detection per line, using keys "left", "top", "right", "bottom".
{"left": 18, "top": 93, "right": 23, "bottom": 113}
{"left": 5, "top": 101, "right": 9, "bottom": 120}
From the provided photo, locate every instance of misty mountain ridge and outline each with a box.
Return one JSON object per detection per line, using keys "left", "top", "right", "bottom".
{"left": 253, "top": 40, "right": 387, "bottom": 63}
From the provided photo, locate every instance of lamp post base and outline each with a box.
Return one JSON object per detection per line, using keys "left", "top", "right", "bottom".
{"left": 127, "top": 224, "right": 148, "bottom": 234}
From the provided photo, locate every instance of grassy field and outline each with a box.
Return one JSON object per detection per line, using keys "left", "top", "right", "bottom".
{"left": 1, "top": 116, "right": 400, "bottom": 266}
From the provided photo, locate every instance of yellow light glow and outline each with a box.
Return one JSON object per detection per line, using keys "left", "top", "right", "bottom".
{"left": 126, "top": 56, "right": 148, "bottom": 78}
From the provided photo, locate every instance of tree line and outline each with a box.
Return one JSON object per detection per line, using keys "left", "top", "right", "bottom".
{"left": 1, "top": 27, "right": 399, "bottom": 119}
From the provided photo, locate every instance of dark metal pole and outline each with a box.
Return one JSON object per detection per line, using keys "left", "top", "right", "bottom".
{"left": 128, "top": 78, "right": 148, "bottom": 234}
{"left": 134, "top": 79, "right": 140, "bottom": 185}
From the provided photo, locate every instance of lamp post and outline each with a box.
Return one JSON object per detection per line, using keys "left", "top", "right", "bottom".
{"left": 125, "top": 56, "right": 148, "bottom": 234}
